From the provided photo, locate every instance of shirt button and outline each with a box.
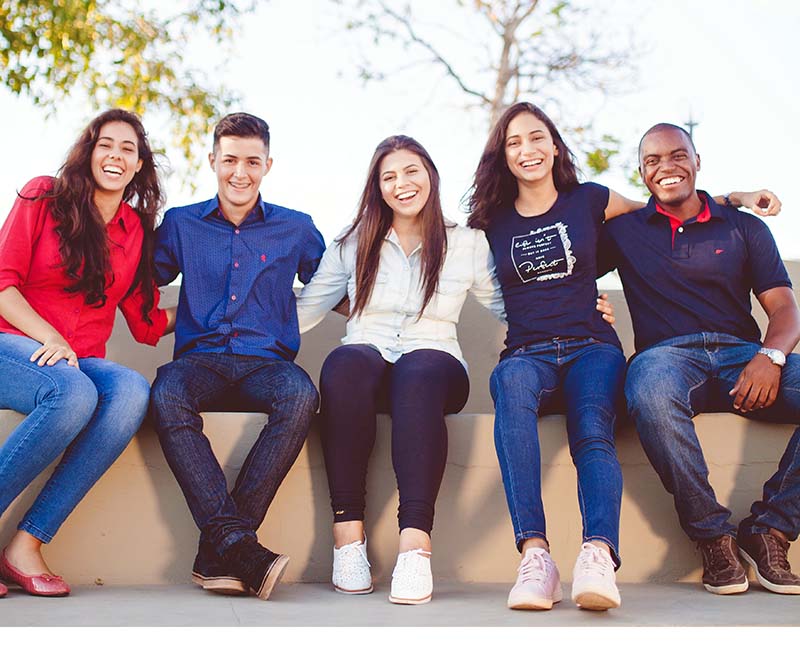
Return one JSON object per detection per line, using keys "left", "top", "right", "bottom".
{"left": 235, "top": 229, "right": 240, "bottom": 235}
{"left": 677, "top": 227, "right": 684, "bottom": 233}
{"left": 231, "top": 295, "right": 237, "bottom": 301}
{"left": 74, "top": 308, "right": 80, "bottom": 314}
{"left": 232, "top": 332, "right": 239, "bottom": 338}
{"left": 234, "top": 262, "right": 239, "bottom": 268}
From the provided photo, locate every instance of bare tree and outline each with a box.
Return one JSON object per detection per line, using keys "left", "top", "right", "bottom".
{"left": 334, "top": 0, "right": 637, "bottom": 174}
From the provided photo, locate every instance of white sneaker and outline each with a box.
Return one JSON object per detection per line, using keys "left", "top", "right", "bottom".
{"left": 389, "top": 549, "right": 432, "bottom": 605}
{"left": 332, "top": 537, "right": 373, "bottom": 595}
{"left": 507, "top": 547, "right": 563, "bottom": 610}
{"left": 571, "top": 543, "right": 621, "bottom": 610}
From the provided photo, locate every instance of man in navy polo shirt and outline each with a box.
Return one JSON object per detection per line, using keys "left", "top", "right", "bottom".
{"left": 149, "top": 113, "right": 325, "bottom": 600}
{"left": 602, "top": 123, "right": 800, "bottom": 596}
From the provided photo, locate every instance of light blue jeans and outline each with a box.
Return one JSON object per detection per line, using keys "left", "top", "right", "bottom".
{"left": 490, "top": 337, "right": 626, "bottom": 566}
{"left": 0, "top": 333, "right": 149, "bottom": 543}
{"left": 626, "top": 332, "right": 800, "bottom": 542}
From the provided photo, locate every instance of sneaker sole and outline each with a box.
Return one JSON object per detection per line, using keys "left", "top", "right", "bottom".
{"left": 573, "top": 591, "right": 620, "bottom": 611}
{"left": 702, "top": 577, "right": 749, "bottom": 595}
{"left": 739, "top": 549, "right": 800, "bottom": 595}
{"left": 191, "top": 572, "right": 248, "bottom": 595}
{"left": 508, "top": 588, "right": 563, "bottom": 611}
{"left": 389, "top": 592, "right": 432, "bottom": 605}
{"left": 334, "top": 583, "right": 374, "bottom": 595}
{"left": 254, "top": 554, "right": 290, "bottom": 601}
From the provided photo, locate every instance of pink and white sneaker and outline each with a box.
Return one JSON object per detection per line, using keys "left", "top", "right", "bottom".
{"left": 571, "top": 543, "right": 621, "bottom": 610}
{"left": 507, "top": 547, "right": 562, "bottom": 610}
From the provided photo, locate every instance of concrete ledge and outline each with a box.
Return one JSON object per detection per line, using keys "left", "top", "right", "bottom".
{"left": 1, "top": 410, "right": 797, "bottom": 585}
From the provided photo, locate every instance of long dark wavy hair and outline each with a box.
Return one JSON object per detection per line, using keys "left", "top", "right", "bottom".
{"left": 466, "top": 102, "right": 580, "bottom": 230}
{"left": 340, "top": 135, "right": 448, "bottom": 319}
{"left": 33, "top": 109, "right": 164, "bottom": 321}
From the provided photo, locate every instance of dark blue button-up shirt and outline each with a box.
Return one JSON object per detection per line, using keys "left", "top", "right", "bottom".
{"left": 600, "top": 191, "right": 791, "bottom": 352}
{"left": 155, "top": 195, "right": 325, "bottom": 360}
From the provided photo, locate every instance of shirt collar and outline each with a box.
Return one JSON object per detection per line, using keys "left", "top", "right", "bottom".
{"left": 646, "top": 190, "right": 725, "bottom": 224}
{"left": 201, "top": 195, "right": 268, "bottom": 223}
{"left": 107, "top": 202, "right": 131, "bottom": 232}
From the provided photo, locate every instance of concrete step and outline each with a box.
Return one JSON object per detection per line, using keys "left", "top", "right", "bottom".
{"left": 0, "top": 581, "right": 796, "bottom": 627}
{"left": 2, "top": 410, "right": 797, "bottom": 585}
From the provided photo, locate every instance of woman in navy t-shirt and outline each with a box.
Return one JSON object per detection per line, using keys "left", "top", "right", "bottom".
{"left": 467, "top": 102, "right": 635, "bottom": 612}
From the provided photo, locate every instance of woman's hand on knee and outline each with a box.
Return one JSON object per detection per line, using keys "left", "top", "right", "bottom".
{"left": 30, "top": 334, "right": 79, "bottom": 369}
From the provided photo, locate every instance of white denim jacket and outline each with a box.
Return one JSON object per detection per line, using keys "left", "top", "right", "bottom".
{"left": 297, "top": 223, "right": 506, "bottom": 369}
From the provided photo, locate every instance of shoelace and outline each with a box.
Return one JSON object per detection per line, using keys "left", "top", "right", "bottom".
{"left": 518, "top": 552, "right": 549, "bottom": 584}
{"left": 763, "top": 534, "right": 792, "bottom": 572}
{"left": 392, "top": 549, "right": 429, "bottom": 579}
{"left": 576, "top": 544, "right": 612, "bottom": 577}
{"left": 698, "top": 539, "right": 731, "bottom": 572}
{"left": 339, "top": 539, "right": 371, "bottom": 568}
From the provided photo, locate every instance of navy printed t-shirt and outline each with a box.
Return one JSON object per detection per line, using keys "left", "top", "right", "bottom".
{"left": 485, "top": 182, "right": 620, "bottom": 356}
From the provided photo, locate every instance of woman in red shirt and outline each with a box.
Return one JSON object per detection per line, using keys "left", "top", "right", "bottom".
{"left": 0, "top": 109, "right": 173, "bottom": 598}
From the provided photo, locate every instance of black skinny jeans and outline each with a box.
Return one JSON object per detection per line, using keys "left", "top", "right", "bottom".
{"left": 320, "top": 344, "right": 469, "bottom": 534}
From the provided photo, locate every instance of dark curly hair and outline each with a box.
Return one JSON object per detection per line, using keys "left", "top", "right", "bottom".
{"left": 32, "top": 109, "right": 164, "bottom": 321}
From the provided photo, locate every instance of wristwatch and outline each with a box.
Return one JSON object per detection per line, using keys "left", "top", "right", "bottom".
{"left": 757, "top": 347, "right": 786, "bottom": 367}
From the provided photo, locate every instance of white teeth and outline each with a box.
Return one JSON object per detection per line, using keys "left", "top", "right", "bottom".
{"left": 659, "top": 176, "right": 682, "bottom": 186}
{"left": 521, "top": 160, "right": 542, "bottom": 168}
{"left": 396, "top": 191, "right": 417, "bottom": 200}
{"left": 103, "top": 165, "right": 123, "bottom": 175}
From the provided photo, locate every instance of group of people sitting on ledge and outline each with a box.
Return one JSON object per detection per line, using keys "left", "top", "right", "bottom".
{"left": 0, "top": 105, "right": 798, "bottom": 612}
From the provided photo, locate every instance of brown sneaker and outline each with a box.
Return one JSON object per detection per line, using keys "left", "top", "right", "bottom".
{"left": 738, "top": 530, "right": 800, "bottom": 595}
{"left": 697, "top": 535, "right": 748, "bottom": 595}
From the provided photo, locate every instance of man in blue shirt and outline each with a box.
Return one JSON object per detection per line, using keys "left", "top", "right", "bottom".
{"left": 150, "top": 113, "right": 325, "bottom": 600}
{"left": 602, "top": 123, "right": 800, "bottom": 596}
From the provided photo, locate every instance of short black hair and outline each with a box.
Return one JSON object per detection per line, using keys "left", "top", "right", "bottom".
{"left": 213, "top": 112, "right": 270, "bottom": 151}
{"left": 638, "top": 122, "right": 696, "bottom": 159}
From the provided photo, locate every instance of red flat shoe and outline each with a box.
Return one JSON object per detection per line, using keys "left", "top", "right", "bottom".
{"left": 0, "top": 551, "right": 70, "bottom": 597}
{"left": 0, "top": 581, "right": 7, "bottom": 598}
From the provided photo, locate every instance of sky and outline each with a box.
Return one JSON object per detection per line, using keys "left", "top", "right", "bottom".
{"left": 1, "top": 0, "right": 798, "bottom": 268}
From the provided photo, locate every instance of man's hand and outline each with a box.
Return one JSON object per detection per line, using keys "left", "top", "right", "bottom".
{"left": 729, "top": 353, "right": 781, "bottom": 412}
{"left": 733, "top": 190, "right": 782, "bottom": 217}
{"left": 596, "top": 293, "right": 615, "bottom": 324}
{"left": 30, "top": 333, "right": 79, "bottom": 369}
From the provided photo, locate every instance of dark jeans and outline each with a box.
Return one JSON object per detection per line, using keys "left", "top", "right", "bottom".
{"left": 320, "top": 345, "right": 469, "bottom": 534}
{"left": 490, "top": 337, "right": 626, "bottom": 565}
{"left": 150, "top": 352, "right": 318, "bottom": 554}
{"left": 626, "top": 332, "right": 800, "bottom": 542}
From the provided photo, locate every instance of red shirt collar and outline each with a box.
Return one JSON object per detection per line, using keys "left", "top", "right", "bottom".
{"left": 655, "top": 198, "right": 711, "bottom": 224}
{"left": 656, "top": 198, "right": 710, "bottom": 248}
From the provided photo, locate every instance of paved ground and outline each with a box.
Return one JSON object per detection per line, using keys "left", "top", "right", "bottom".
{"left": 1, "top": 581, "right": 798, "bottom": 627}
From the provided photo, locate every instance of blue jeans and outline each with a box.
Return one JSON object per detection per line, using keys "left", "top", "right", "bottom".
{"left": 150, "top": 352, "right": 318, "bottom": 554}
{"left": 0, "top": 333, "right": 149, "bottom": 543}
{"left": 626, "top": 332, "right": 800, "bottom": 542}
{"left": 490, "top": 338, "right": 626, "bottom": 565}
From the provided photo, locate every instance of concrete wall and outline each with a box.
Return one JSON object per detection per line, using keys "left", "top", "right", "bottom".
{"left": 1, "top": 263, "right": 799, "bottom": 585}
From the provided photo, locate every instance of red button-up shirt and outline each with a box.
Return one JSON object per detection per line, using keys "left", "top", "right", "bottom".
{"left": 0, "top": 176, "right": 167, "bottom": 357}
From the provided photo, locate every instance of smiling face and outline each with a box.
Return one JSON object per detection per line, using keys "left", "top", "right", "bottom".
{"left": 210, "top": 135, "right": 272, "bottom": 218}
{"left": 90, "top": 121, "right": 143, "bottom": 198}
{"left": 639, "top": 127, "right": 701, "bottom": 209}
{"left": 378, "top": 149, "right": 431, "bottom": 221}
{"left": 504, "top": 111, "right": 558, "bottom": 185}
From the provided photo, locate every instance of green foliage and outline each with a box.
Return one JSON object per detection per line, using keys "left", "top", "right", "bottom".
{"left": 0, "top": 0, "right": 254, "bottom": 178}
